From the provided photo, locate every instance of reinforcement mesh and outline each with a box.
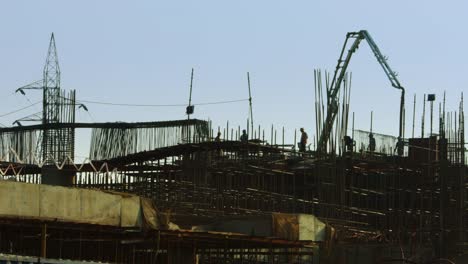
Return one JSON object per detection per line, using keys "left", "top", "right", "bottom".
{"left": 353, "top": 129, "right": 399, "bottom": 155}
{"left": 89, "top": 120, "right": 210, "bottom": 160}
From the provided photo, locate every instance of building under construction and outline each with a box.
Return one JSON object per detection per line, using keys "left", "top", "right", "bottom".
{"left": 0, "top": 31, "right": 466, "bottom": 263}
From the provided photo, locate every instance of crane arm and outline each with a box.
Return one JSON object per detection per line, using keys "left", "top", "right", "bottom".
{"left": 316, "top": 30, "right": 405, "bottom": 155}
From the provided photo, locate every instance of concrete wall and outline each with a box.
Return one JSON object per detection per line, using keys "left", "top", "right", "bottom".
{"left": 0, "top": 181, "right": 146, "bottom": 228}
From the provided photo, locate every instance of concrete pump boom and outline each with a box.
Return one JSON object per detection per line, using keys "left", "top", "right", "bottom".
{"left": 316, "top": 30, "right": 405, "bottom": 155}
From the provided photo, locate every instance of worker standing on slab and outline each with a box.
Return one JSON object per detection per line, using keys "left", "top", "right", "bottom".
{"left": 240, "top": 129, "right": 248, "bottom": 143}
{"left": 299, "top": 128, "right": 308, "bottom": 152}
{"left": 214, "top": 132, "right": 222, "bottom": 158}
{"left": 344, "top": 135, "right": 354, "bottom": 153}
{"left": 368, "top": 133, "right": 376, "bottom": 152}
{"left": 394, "top": 138, "right": 404, "bottom": 156}
{"left": 215, "top": 132, "right": 222, "bottom": 142}
{"left": 239, "top": 129, "right": 249, "bottom": 160}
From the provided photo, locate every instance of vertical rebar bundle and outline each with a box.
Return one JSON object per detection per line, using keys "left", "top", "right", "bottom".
{"left": 314, "top": 69, "right": 352, "bottom": 156}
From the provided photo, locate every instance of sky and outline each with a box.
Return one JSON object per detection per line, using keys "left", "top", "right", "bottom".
{"left": 0, "top": 1, "right": 467, "bottom": 159}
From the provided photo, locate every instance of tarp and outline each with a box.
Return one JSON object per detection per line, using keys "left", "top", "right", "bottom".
{"left": 0, "top": 181, "right": 157, "bottom": 229}
{"left": 272, "top": 213, "right": 299, "bottom": 241}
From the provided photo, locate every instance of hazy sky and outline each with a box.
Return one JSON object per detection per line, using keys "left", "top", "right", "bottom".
{"left": 1, "top": 1, "right": 466, "bottom": 158}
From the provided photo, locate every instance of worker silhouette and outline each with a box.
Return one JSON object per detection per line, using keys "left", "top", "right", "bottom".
{"left": 394, "top": 138, "right": 404, "bottom": 156}
{"left": 299, "top": 128, "right": 308, "bottom": 152}
{"left": 344, "top": 135, "right": 354, "bottom": 153}
{"left": 240, "top": 129, "right": 248, "bottom": 143}
{"left": 368, "top": 133, "right": 376, "bottom": 152}
{"left": 215, "top": 132, "right": 222, "bottom": 142}
{"left": 214, "top": 132, "right": 222, "bottom": 158}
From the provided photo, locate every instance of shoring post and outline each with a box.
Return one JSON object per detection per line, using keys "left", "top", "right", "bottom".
{"left": 40, "top": 223, "right": 47, "bottom": 258}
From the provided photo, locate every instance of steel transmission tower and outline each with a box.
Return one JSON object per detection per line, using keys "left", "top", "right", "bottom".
{"left": 43, "top": 33, "right": 61, "bottom": 124}
{"left": 41, "top": 33, "right": 76, "bottom": 165}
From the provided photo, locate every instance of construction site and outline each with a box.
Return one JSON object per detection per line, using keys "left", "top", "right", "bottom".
{"left": 0, "top": 30, "right": 466, "bottom": 264}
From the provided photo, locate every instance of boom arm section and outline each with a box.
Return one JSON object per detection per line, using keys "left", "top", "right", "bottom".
{"left": 316, "top": 30, "right": 405, "bottom": 155}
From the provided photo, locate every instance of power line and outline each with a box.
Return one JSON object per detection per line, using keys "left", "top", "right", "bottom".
{"left": 0, "top": 97, "right": 249, "bottom": 119}
{"left": 21, "top": 94, "right": 42, "bottom": 113}
{"left": 76, "top": 98, "right": 249, "bottom": 107}
{"left": 1, "top": 92, "right": 17, "bottom": 99}
{"left": 0, "top": 101, "right": 41, "bottom": 118}
{"left": 195, "top": 98, "right": 249, "bottom": 105}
